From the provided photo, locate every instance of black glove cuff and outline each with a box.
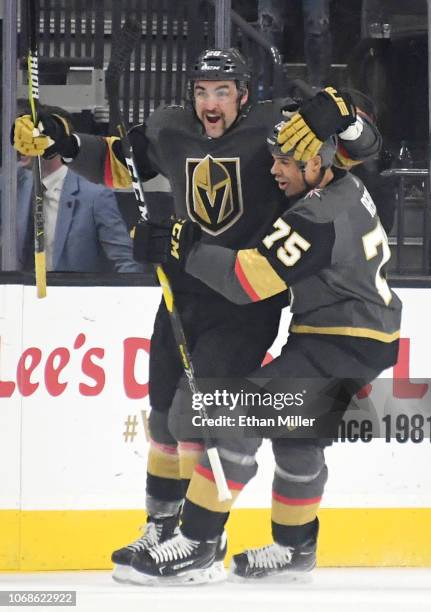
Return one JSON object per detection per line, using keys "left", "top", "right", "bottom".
{"left": 170, "top": 219, "right": 202, "bottom": 266}
{"left": 132, "top": 219, "right": 202, "bottom": 266}
{"left": 40, "top": 114, "right": 79, "bottom": 160}
{"left": 301, "top": 89, "right": 356, "bottom": 141}
{"left": 43, "top": 134, "right": 79, "bottom": 160}
{"left": 133, "top": 222, "right": 166, "bottom": 263}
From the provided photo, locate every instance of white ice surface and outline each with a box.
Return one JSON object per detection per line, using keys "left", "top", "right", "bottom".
{"left": 1, "top": 569, "right": 431, "bottom": 612}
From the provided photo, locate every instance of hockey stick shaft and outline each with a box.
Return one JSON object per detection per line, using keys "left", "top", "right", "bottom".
{"left": 106, "top": 20, "right": 231, "bottom": 501}
{"left": 26, "top": 0, "right": 46, "bottom": 298}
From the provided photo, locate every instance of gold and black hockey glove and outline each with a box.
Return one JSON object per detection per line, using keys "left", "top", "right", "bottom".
{"left": 132, "top": 219, "right": 202, "bottom": 266}
{"left": 12, "top": 112, "right": 78, "bottom": 159}
{"left": 278, "top": 87, "right": 356, "bottom": 162}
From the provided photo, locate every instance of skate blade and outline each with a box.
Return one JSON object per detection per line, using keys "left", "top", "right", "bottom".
{"left": 229, "top": 560, "right": 314, "bottom": 584}
{"left": 112, "top": 563, "right": 133, "bottom": 583}
{"left": 129, "top": 561, "right": 227, "bottom": 586}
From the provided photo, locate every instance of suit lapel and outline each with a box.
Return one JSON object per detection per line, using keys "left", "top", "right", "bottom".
{"left": 53, "top": 170, "right": 79, "bottom": 269}
{"left": 16, "top": 168, "right": 34, "bottom": 268}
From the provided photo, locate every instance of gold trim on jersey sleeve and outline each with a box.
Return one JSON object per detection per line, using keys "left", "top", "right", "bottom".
{"left": 334, "top": 149, "right": 363, "bottom": 170}
{"left": 290, "top": 324, "right": 400, "bottom": 343}
{"left": 237, "top": 248, "right": 288, "bottom": 300}
{"left": 105, "top": 136, "right": 132, "bottom": 189}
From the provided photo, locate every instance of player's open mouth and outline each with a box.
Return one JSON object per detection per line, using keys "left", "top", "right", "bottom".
{"left": 205, "top": 114, "right": 221, "bottom": 124}
{"left": 276, "top": 180, "right": 288, "bottom": 190}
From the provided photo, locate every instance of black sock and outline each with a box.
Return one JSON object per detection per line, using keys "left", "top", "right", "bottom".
{"left": 146, "top": 473, "right": 184, "bottom": 503}
{"left": 181, "top": 499, "right": 228, "bottom": 541}
{"left": 272, "top": 518, "right": 319, "bottom": 547}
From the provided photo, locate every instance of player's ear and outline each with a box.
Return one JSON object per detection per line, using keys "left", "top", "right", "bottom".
{"left": 307, "top": 155, "right": 322, "bottom": 174}
{"left": 239, "top": 88, "right": 249, "bottom": 108}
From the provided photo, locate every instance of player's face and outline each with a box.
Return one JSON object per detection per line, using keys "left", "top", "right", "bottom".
{"left": 270, "top": 154, "right": 306, "bottom": 197}
{"left": 270, "top": 154, "right": 322, "bottom": 197}
{"left": 194, "top": 80, "right": 248, "bottom": 138}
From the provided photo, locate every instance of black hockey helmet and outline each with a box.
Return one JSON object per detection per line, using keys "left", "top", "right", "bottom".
{"left": 188, "top": 48, "right": 251, "bottom": 94}
{"left": 267, "top": 116, "right": 337, "bottom": 169}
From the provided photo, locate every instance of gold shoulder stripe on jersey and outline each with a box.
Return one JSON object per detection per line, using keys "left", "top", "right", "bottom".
{"left": 290, "top": 324, "right": 400, "bottom": 343}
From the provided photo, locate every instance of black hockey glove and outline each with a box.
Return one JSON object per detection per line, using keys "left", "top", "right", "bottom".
{"left": 133, "top": 219, "right": 202, "bottom": 266}
{"left": 278, "top": 87, "right": 356, "bottom": 161}
{"left": 12, "top": 112, "right": 79, "bottom": 159}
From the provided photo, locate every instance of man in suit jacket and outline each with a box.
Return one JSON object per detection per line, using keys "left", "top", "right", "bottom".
{"left": 14, "top": 154, "right": 142, "bottom": 273}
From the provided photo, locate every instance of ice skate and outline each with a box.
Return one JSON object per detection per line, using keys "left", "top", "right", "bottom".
{"left": 231, "top": 536, "right": 316, "bottom": 580}
{"left": 111, "top": 514, "right": 179, "bottom": 582}
{"left": 129, "top": 531, "right": 227, "bottom": 585}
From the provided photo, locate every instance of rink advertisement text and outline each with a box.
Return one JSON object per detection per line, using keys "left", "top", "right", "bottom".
{"left": 0, "top": 335, "right": 150, "bottom": 399}
{"left": 335, "top": 412, "right": 431, "bottom": 443}
{"left": 0, "top": 336, "right": 427, "bottom": 401}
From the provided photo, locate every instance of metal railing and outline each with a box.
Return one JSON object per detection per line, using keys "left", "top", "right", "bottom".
{"left": 3, "top": 0, "right": 286, "bottom": 273}
{"left": 107, "top": 0, "right": 285, "bottom": 125}
{"left": 18, "top": 0, "right": 105, "bottom": 68}
{"left": 2, "top": 0, "right": 431, "bottom": 284}
{"left": 109, "top": 0, "right": 194, "bottom": 126}
{"left": 15, "top": 0, "right": 284, "bottom": 123}
{"left": 205, "top": 0, "right": 284, "bottom": 100}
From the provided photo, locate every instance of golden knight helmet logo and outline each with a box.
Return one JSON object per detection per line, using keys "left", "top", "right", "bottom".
{"left": 186, "top": 155, "right": 243, "bottom": 235}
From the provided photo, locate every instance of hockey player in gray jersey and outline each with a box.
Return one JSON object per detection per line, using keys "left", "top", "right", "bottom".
{"left": 129, "top": 119, "right": 402, "bottom": 583}
{"left": 12, "top": 48, "right": 385, "bottom": 583}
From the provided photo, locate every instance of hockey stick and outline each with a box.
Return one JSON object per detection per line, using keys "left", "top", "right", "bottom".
{"left": 105, "top": 19, "right": 231, "bottom": 502}
{"left": 25, "top": 0, "right": 46, "bottom": 298}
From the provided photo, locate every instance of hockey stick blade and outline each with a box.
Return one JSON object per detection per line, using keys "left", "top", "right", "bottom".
{"left": 106, "top": 18, "right": 141, "bottom": 103}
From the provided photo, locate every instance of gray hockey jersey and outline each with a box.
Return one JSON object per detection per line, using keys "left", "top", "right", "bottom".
{"left": 185, "top": 171, "right": 402, "bottom": 343}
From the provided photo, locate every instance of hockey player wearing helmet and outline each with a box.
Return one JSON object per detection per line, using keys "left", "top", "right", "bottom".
{"left": 267, "top": 117, "right": 338, "bottom": 197}
{"left": 193, "top": 79, "right": 247, "bottom": 139}
{"left": 130, "top": 115, "right": 402, "bottom": 583}
{"left": 12, "top": 47, "right": 383, "bottom": 583}
{"left": 188, "top": 49, "right": 251, "bottom": 138}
